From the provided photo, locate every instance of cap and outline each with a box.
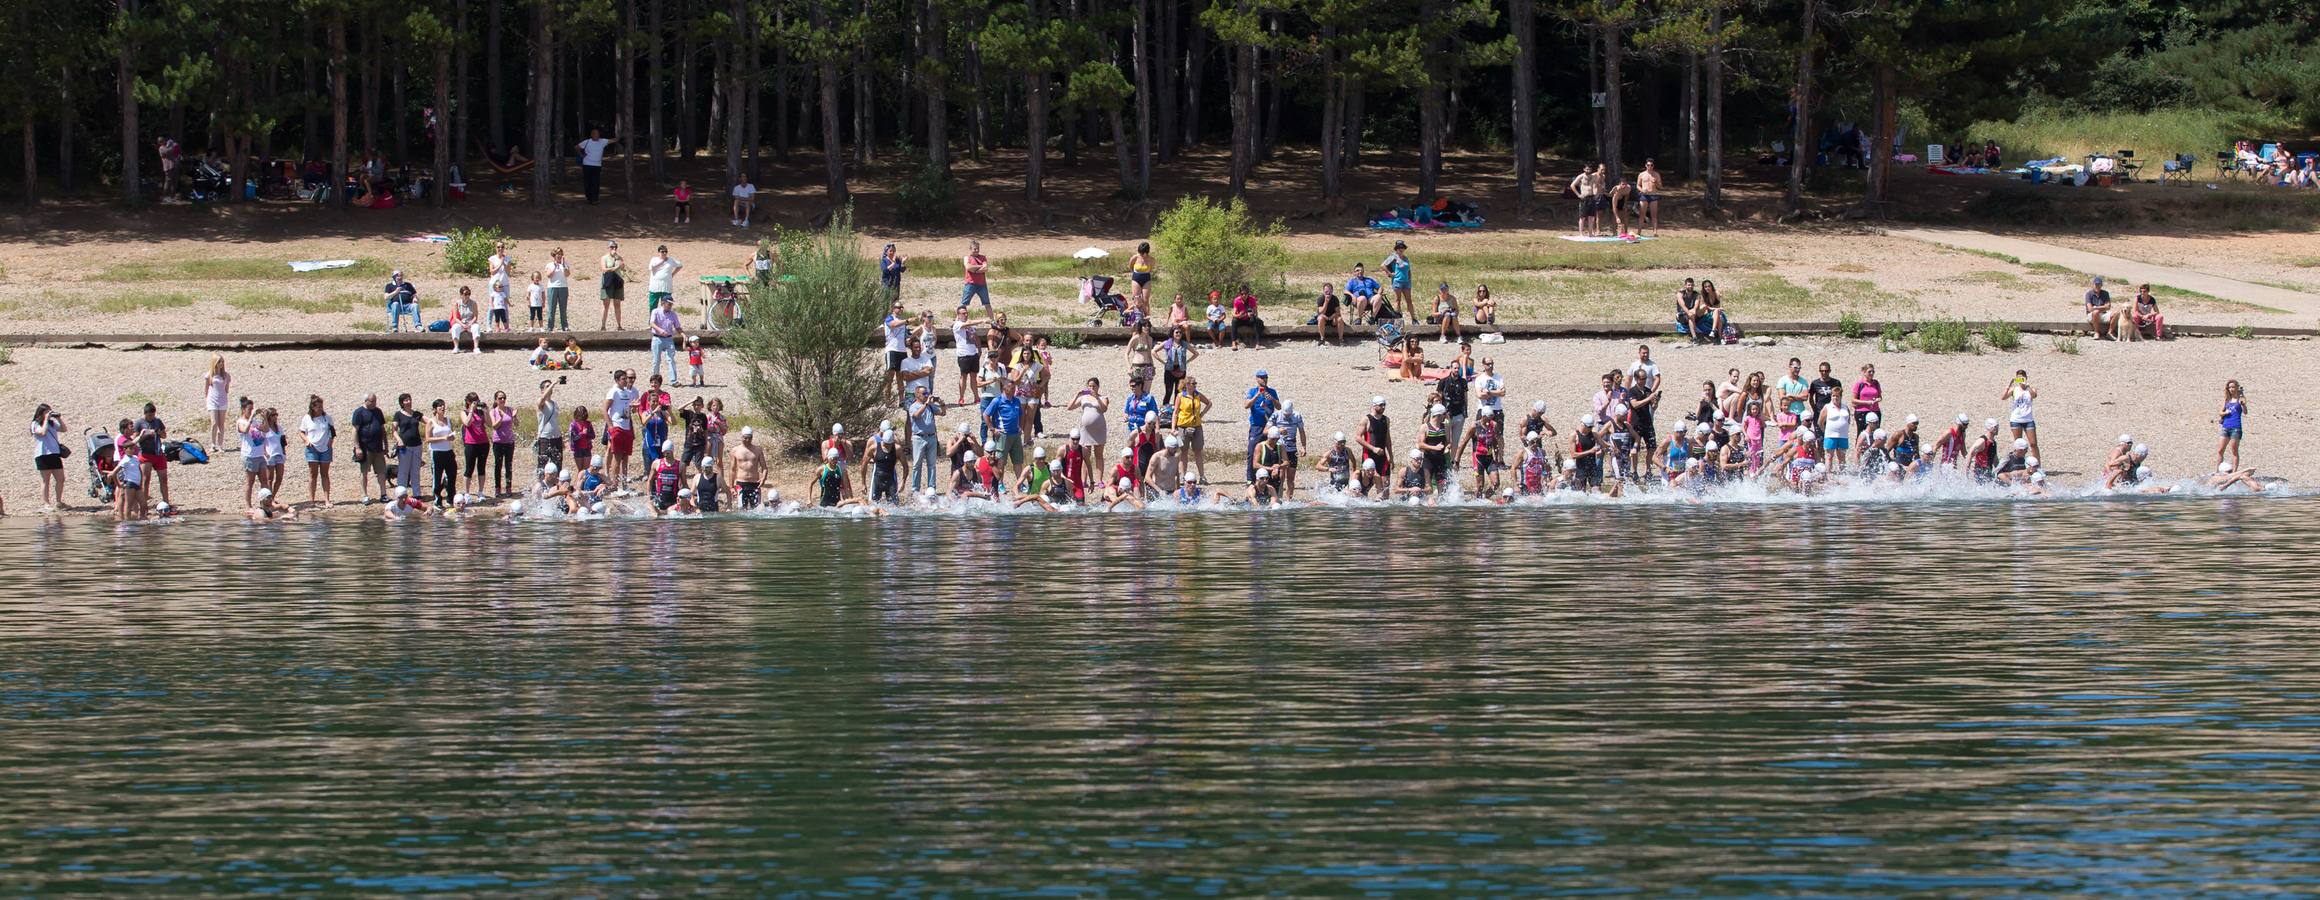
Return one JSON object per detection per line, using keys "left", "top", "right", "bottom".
{"left": 880, "top": 420, "right": 894, "bottom": 432}
{"left": 561, "top": 471, "right": 574, "bottom": 482}
{"left": 2025, "top": 455, "right": 2040, "bottom": 468}
{"left": 955, "top": 422, "right": 971, "bottom": 434}
{"left": 1705, "top": 440, "right": 1721, "bottom": 452}
{"left": 1255, "top": 369, "right": 1269, "bottom": 379}
{"left": 963, "top": 451, "right": 979, "bottom": 462}
{"left": 1430, "top": 404, "right": 1446, "bottom": 416}
{"left": 395, "top": 486, "right": 410, "bottom": 497}
{"left": 1956, "top": 413, "right": 1970, "bottom": 424}
{"left": 1033, "top": 447, "right": 1047, "bottom": 459}
{"left": 1118, "top": 477, "right": 1134, "bottom": 490}
{"left": 256, "top": 488, "right": 272, "bottom": 499}
{"left": 1265, "top": 426, "right": 1280, "bottom": 438}
{"left": 1182, "top": 474, "right": 1198, "bottom": 484}
{"left": 678, "top": 488, "right": 693, "bottom": 498}
{"left": 1070, "top": 428, "right": 1085, "bottom": 441}
{"left": 1797, "top": 427, "right": 1815, "bottom": 440}
{"left": 2014, "top": 438, "right": 2029, "bottom": 450}
{"left": 1408, "top": 449, "right": 1424, "bottom": 460}
{"left": 1524, "top": 431, "right": 1540, "bottom": 443}
{"left": 2219, "top": 462, "right": 2234, "bottom": 473}
{"left": 1284, "top": 401, "right": 1296, "bottom": 413}
{"left": 2117, "top": 433, "right": 2133, "bottom": 444}
{"left": 1686, "top": 458, "right": 1701, "bottom": 469}
{"left": 1532, "top": 400, "right": 1547, "bottom": 413}
{"left": 1694, "top": 423, "right": 1710, "bottom": 434}
{"left": 1579, "top": 415, "right": 1594, "bottom": 427}
{"left": 664, "top": 439, "right": 679, "bottom": 455}
{"left": 1865, "top": 412, "right": 1880, "bottom": 423}
{"left": 1371, "top": 395, "right": 1387, "bottom": 406}
{"left": 741, "top": 426, "right": 754, "bottom": 437}
{"left": 1361, "top": 458, "right": 1378, "bottom": 470}
{"left": 2133, "top": 443, "right": 2148, "bottom": 455}
{"left": 1985, "top": 418, "right": 1999, "bottom": 429}
{"left": 1873, "top": 429, "right": 1887, "bottom": 440}
{"left": 1906, "top": 414, "right": 1919, "bottom": 424}
{"left": 1164, "top": 436, "right": 1182, "bottom": 449}
{"left": 825, "top": 447, "right": 839, "bottom": 460}
{"left": 391, "top": 269, "right": 403, "bottom": 277}
{"left": 831, "top": 423, "right": 845, "bottom": 434}
{"left": 1333, "top": 431, "right": 1347, "bottom": 442}
{"left": 2031, "top": 472, "right": 2047, "bottom": 484}
{"left": 2093, "top": 275, "right": 2105, "bottom": 285}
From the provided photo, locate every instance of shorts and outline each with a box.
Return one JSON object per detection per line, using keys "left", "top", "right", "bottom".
{"left": 887, "top": 350, "right": 905, "bottom": 372}
{"left": 34, "top": 453, "right": 61, "bottom": 471}
{"left": 957, "top": 353, "right": 979, "bottom": 375}
{"left": 243, "top": 455, "right": 266, "bottom": 474}
{"left": 608, "top": 426, "right": 635, "bottom": 456}
{"left": 654, "top": 489, "right": 678, "bottom": 511}
{"left": 2011, "top": 419, "right": 2036, "bottom": 431}
{"left": 1131, "top": 272, "right": 1152, "bottom": 286}
{"left": 1822, "top": 437, "right": 1850, "bottom": 451}
{"left": 1284, "top": 449, "right": 1299, "bottom": 469}
{"left": 139, "top": 453, "right": 167, "bottom": 473}
{"left": 736, "top": 481, "right": 762, "bottom": 509}
{"left": 1641, "top": 194, "right": 1661, "bottom": 203}
{"left": 1473, "top": 453, "right": 1498, "bottom": 472}
{"left": 1178, "top": 425, "right": 1204, "bottom": 453}
{"left": 305, "top": 448, "right": 333, "bottom": 464}
{"left": 491, "top": 308, "right": 510, "bottom": 326}
{"left": 994, "top": 433, "right": 1025, "bottom": 466}
{"left": 601, "top": 274, "right": 624, "bottom": 299}
{"left": 2222, "top": 426, "right": 2243, "bottom": 439}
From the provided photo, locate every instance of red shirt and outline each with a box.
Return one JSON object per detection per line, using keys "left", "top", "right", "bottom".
{"left": 964, "top": 253, "right": 988, "bottom": 285}
{"left": 1231, "top": 293, "right": 1258, "bottom": 319}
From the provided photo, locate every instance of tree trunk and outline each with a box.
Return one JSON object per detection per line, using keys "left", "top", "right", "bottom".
{"left": 393, "top": 58, "right": 408, "bottom": 163}
{"left": 774, "top": 12, "right": 791, "bottom": 159}
{"left": 1226, "top": 19, "right": 1253, "bottom": 196}
{"left": 1417, "top": 0, "right": 1446, "bottom": 202}
{"left": 361, "top": 29, "right": 378, "bottom": 156}
{"left": 647, "top": 0, "right": 665, "bottom": 177}
{"left": 923, "top": 0, "right": 948, "bottom": 169}
{"left": 455, "top": 0, "right": 471, "bottom": 182}
{"left": 1319, "top": 38, "right": 1340, "bottom": 201}
{"left": 1259, "top": 14, "right": 1280, "bottom": 161}
{"left": 747, "top": 43, "right": 761, "bottom": 181}
{"left": 1681, "top": 51, "right": 1699, "bottom": 181}
{"left": 57, "top": 64, "right": 75, "bottom": 193}
{"left": 1785, "top": 0, "right": 1814, "bottom": 216}
{"left": 854, "top": 0, "right": 873, "bottom": 164}
{"left": 21, "top": 89, "right": 37, "bottom": 204}
{"left": 968, "top": 33, "right": 987, "bottom": 160}
{"left": 1704, "top": 7, "right": 1723, "bottom": 212}
{"left": 677, "top": 33, "right": 696, "bottom": 157}
{"left": 814, "top": 3, "right": 846, "bottom": 204}
{"left": 1600, "top": 18, "right": 1622, "bottom": 183}
{"left": 1132, "top": 0, "right": 1151, "bottom": 195}
{"left": 302, "top": 21, "right": 321, "bottom": 159}
{"left": 725, "top": 0, "right": 747, "bottom": 186}
{"left": 488, "top": 0, "right": 506, "bottom": 148}
{"left": 1509, "top": 0, "right": 1534, "bottom": 213}
{"left": 530, "top": 0, "right": 554, "bottom": 206}
{"left": 1341, "top": 82, "right": 1361, "bottom": 171}
{"left": 433, "top": 39, "right": 452, "bottom": 208}
{"left": 1863, "top": 62, "right": 1895, "bottom": 213}
{"left": 619, "top": 0, "right": 637, "bottom": 198}
{"left": 328, "top": 9, "right": 347, "bottom": 208}
{"left": 1155, "top": 0, "right": 1177, "bottom": 162}
{"left": 1181, "top": 5, "right": 1204, "bottom": 149}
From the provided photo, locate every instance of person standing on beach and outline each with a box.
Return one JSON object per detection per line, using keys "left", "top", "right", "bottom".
{"left": 425, "top": 400, "right": 457, "bottom": 507}
{"left": 880, "top": 244, "right": 908, "bottom": 299}
{"left": 30, "top": 404, "right": 64, "bottom": 511}
{"left": 645, "top": 244, "right": 683, "bottom": 322}
{"left": 1242, "top": 370, "right": 1280, "bottom": 484}
{"left": 574, "top": 128, "right": 613, "bottom": 205}
{"left": 1776, "top": 358, "right": 1809, "bottom": 442}
{"left": 1570, "top": 164, "right": 1599, "bottom": 236}
{"left": 391, "top": 394, "right": 425, "bottom": 496}
{"left": 1637, "top": 159, "right": 1663, "bottom": 230}
{"left": 2216, "top": 379, "right": 2247, "bottom": 472}
{"left": 134, "top": 403, "right": 172, "bottom": 509}
{"left": 595, "top": 241, "right": 625, "bottom": 331}
{"left": 299, "top": 395, "right": 335, "bottom": 507}
{"left": 202, "top": 355, "right": 232, "bottom": 450}
{"left": 1383, "top": 241, "right": 1413, "bottom": 322}
{"left": 533, "top": 381, "right": 562, "bottom": 475}
{"left": 350, "top": 394, "right": 388, "bottom": 503}
{"left": 541, "top": 248, "right": 571, "bottom": 333}
{"left": 649, "top": 298, "right": 684, "bottom": 386}
{"left": 961, "top": 240, "right": 992, "bottom": 310}
{"left": 604, "top": 369, "right": 639, "bottom": 493}
{"left": 2000, "top": 369, "right": 2039, "bottom": 460}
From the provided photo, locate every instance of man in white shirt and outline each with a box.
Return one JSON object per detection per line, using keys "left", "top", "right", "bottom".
{"left": 603, "top": 370, "right": 640, "bottom": 491}
{"left": 574, "top": 129, "right": 613, "bottom": 204}
{"left": 730, "top": 176, "right": 757, "bottom": 227}
{"left": 646, "top": 245, "right": 683, "bottom": 306}
{"left": 1477, "top": 357, "right": 1506, "bottom": 419}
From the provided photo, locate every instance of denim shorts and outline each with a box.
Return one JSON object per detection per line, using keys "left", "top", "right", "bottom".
{"left": 306, "top": 448, "right": 333, "bottom": 464}
{"left": 2222, "top": 426, "right": 2243, "bottom": 439}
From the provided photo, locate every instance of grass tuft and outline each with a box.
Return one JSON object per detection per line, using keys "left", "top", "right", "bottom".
{"left": 99, "top": 257, "right": 391, "bottom": 283}
{"left": 1914, "top": 317, "right": 1979, "bottom": 355}
{"left": 2054, "top": 336, "right": 2081, "bottom": 355}
{"left": 222, "top": 290, "right": 365, "bottom": 315}
{"left": 1837, "top": 310, "right": 1864, "bottom": 339}
{"left": 1985, "top": 320, "right": 2022, "bottom": 351}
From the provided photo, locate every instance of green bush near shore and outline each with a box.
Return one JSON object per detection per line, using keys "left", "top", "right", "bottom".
{"left": 1968, "top": 107, "right": 2282, "bottom": 164}
{"left": 1914, "top": 318, "right": 1978, "bottom": 354}
{"left": 443, "top": 227, "right": 511, "bottom": 277}
{"left": 100, "top": 257, "right": 390, "bottom": 282}
{"left": 1150, "top": 196, "right": 1292, "bottom": 303}
{"left": 726, "top": 210, "right": 889, "bottom": 452}
{"left": 1985, "top": 320, "right": 2022, "bottom": 350}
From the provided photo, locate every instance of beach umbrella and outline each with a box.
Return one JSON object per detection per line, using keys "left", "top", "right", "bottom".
{"left": 1072, "top": 246, "right": 1110, "bottom": 261}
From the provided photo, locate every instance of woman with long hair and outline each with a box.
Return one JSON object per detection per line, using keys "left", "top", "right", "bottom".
{"left": 299, "top": 395, "right": 335, "bottom": 506}
{"left": 426, "top": 400, "right": 458, "bottom": 506}
{"left": 203, "top": 355, "right": 231, "bottom": 449}
{"left": 460, "top": 392, "right": 490, "bottom": 497}
{"left": 2216, "top": 380, "right": 2247, "bottom": 472}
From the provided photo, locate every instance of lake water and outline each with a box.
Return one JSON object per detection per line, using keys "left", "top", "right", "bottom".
{"left": 5, "top": 495, "right": 2319, "bottom": 895}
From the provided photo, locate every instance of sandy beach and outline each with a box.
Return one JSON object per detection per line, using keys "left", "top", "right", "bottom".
{"left": 0, "top": 328, "right": 2299, "bottom": 519}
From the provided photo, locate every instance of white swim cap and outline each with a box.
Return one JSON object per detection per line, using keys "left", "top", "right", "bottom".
{"left": 1580, "top": 415, "right": 1596, "bottom": 427}
{"left": 880, "top": 419, "right": 894, "bottom": 432}
{"left": 825, "top": 447, "right": 839, "bottom": 460}
{"left": 1033, "top": 447, "right": 1047, "bottom": 459}
{"left": 1705, "top": 441, "right": 1720, "bottom": 452}
{"left": 1524, "top": 431, "right": 1540, "bottom": 443}
{"left": 678, "top": 488, "right": 693, "bottom": 498}
{"left": 1408, "top": 449, "right": 1424, "bottom": 460}
{"left": 561, "top": 471, "right": 574, "bottom": 482}
{"left": 2026, "top": 456, "right": 2040, "bottom": 468}
{"left": 2137, "top": 465, "right": 2152, "bottom": 478}
{"left": 964, "top": 451, "right": 979, "bottom": 462}
{"left": 1872, "top": 429, "right": 1887, "bottom": 440}
{"left": 2014, "top": 438, "right": 2028, "bottom": 450}
{"left": 2114, "top": 433, "right": 2131, "bottom": 445}
{"left": 2219, "top": 462, "right": 2234, "bottom": 474}
{"left": 2133, "top": 443, "right": 2147, "bottom": 455}
{"left": 1123, "top": 447, "right": 1136, "bottom": 459}
{"left": 1372, "top": 395, "right": 1387, "bottom": 406}
{"left": 543, "top": 463, "right": 559, "bottom": 475}
{"left": 664, "top": 439, "right": 678, "bottom": 455}
{"left": 256, "top": 488, "right": 272, "bottom": 500}
{"left": 1361, "top": 458, "right": 1377, "bottom": 470}
{"left": 1266, "top": 426, "right": 1281, "bottom": 438}
{"left": 957, "top": 422, "right": 972, "bottom": 434}
{"left": 394, "top": 486, "right": 410, "bottom": 498}
{"left": 2031, "top": 472, "right": 2046, "bottom": 484}
{"left": 1694, "top": 423, "right": 1710, "bottom": 434}
{"left": 1334, "top": 431, "right": 1347, "bottom": 442}
{"left": 1430, "top": 403, "right": 1446, "bottom": 416}
{"left": 741, "top": 426, "right": 754, "bottom": 437}
{"left": 1985, "top": 418, "right": 1998, "bottom": 429}
{"left": 1501, "top": 488, "right": 1515, "bottom": 498}
{"left": 1686, "top": 458, "right": 1701, "bottom": 469}
{"left": 831, "top": 423, "right": 844, "bottom": 434}
{"left": 1284, "top": 401, "right": 1296, "bottom": 413}
{"left": 453, "top": 492, "right": 468, "bottom": 505}
{"left": 1797, "top": 427, "right": 1815, "bottom": 440}
{"left": 1070, "top": 428, "right": 1084, "bottom": 441}
{"left": 1532, "top": 400, "right": 1547, "bottom": 412}
{"left": 1164, "top": 436, "right": 1181, "bottom": 449}
{"left": 1956, "top": 413, "right": 1969, "bottom": 424}
{"left": 1118, "top": 477, "right": 1133, "bottom": 490}
{"left": 1813, "top": 462, "right": 1828, "bottom": 473}
{"left": 1866, "top": 412, "right": 1880, "bottom": 423}
{"left": 1906, "top": 414, "right": 1919, "bottom": 424}
{"left": 1563, "top": 459, "right": 1577, "bottom": 470}
{"left": 1183, "top": 474, "right": 1198, "bottom": 484}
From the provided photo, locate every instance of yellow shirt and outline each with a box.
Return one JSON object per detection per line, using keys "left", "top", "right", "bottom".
{"left": 1173, "top": 392, "right": 1205, "bottom": 428}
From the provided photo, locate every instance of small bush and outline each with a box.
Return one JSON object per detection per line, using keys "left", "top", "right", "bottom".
{"left": 1985, "top": 320, "right": 2022, "bottom": 350}
{"left": 0, "top": 346, "right": 14, "bottom": 365}
{"left": 2232, "top": 324, "right": 2256, "bottom": 340}
{"left": 1150, "top": 195, "right": 1291, "bottom": 303}
{"left": 1045, "top": 330, "right": 1087, "bottom": 349}
{"left": 1878, "top": 321, "right": 1907, "bottom": 348}
{"left": 444, "top": 227, "right": 512, "bottom": 277}
{"left": 2054, "top": 336, "right": 2081, "bottom": 355}
{"left": 1914, "top": 317, "right": 1978, "bottom": 355}
{"left": 894, "top": 161, "right": 958, "bottom": 226}
{"left": 1837, "top": 310, "right": 1865, "bottom": 339}
{"left": 724, "top": 208, "right": 889, "bottom": 451}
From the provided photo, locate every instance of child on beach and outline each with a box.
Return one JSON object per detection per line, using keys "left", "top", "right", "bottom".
{"left": 1204, "top": 293, "right": 1228, "bottom": 348}
{"left": 523, "top": 273, "right": 543, "bottom": 332}
{"left": 672, "top": 180, "right": 693, "bottom": 224}
{"left": 686, "top": 336, "right": 705, "bottom": 386}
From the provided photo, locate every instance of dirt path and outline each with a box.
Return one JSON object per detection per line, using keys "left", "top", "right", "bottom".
{"left": 1886, "top": 228, "right": 2320, "bottom": 318}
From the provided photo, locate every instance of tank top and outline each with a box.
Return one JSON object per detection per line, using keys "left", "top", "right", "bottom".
{"left": 205, "top": 375, "right": 230, "bottom": 411}
{"left": 1174, "top": 393, "right": 1204, "bottom": 428}
{"left": 2009, "top": 390, "right": 2035, "bottom": 424}
{"left": 2222, "top": 400, "right": 2244, "bottom": 430}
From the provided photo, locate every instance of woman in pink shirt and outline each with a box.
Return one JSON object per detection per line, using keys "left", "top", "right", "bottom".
{"left": 489, "top": 391, "right": 519, "bottom": 496}
{"left": 460, "top": 393, "right": 491, "bottom": 498}
{"left": 1851, "top": 363, "right": 1883, "bottom": 437}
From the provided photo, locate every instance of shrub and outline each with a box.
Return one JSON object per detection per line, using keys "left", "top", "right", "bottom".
{"left": 724, "top": 208, "right": 890, "bottom": 452}
{"left": 1045, "top": 330, "right": 1087, "bottom": 349}
{"left": 444, "top": 226, "right": 511, "bottom": 276}
{"left": 2054, "top": 336, "right": 2081, "bottom": 355}
{"left": 1878, "top": 321, "right": 1907, "bottom": 351}
{"left": 1914, "top": 317, "right": 1978, "bottom": 355}
{"left": 2232, "top": 324, "right": 2256, "bottom": 340}
{"left": 894, "top": 161, "right": 958, "bottom": 226}
{"left": 1150, "top": 195, "right": 1291, "bottom": 303}
{"left": 1837, "top": 310, "right": 1864, "bottom": 339}
{"left": 1985, "top": 320, "right": 2021, "bottom": 350}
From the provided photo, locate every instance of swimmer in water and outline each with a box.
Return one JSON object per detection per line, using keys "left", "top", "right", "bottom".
{"left": 246, "top": 487, "right": 297, "bottom": 522}
{"left": 2206, "top": 461, "right": 2266, "bottom": 492}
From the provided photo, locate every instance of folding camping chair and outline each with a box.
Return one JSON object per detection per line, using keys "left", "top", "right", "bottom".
{"left": 2159, "top": 153, "right": 2195, "bottom": 185}
{"left": 2115, "top": 149, "right": 2142, "bottom": 181}
{"left": 2217, "top": 150, "right": 2240, "bottom": 181}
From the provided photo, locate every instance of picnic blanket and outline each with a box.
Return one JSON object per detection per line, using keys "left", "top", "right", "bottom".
{"left": 1380, "top": 351, "right": 1452, "bottom": 383}
{"left": 1926, "top": 165, "right": 1997, "bottom": 176}
{"left": 288, "top": 259, "right": 359, "bottom": 272}
{"left": 397, "top": 233, "right": 452, "bottom": 243}
{"left": 1556, "top": 235, "right": 1654, "bottom": 243}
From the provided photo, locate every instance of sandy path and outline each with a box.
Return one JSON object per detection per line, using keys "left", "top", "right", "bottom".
{"left": 0, "top": 331, "right": 2299, "bottom": 519}
{"left": 1887, "top": 228, "right": 2320, "bottom": 318}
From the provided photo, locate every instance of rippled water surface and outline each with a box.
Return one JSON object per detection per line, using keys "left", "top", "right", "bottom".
{"left": 6, "top": 496, "right": 2320, "bottom": 895}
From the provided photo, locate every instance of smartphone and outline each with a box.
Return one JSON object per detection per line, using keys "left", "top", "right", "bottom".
{"left": 559, "top": 376, "right": 568, "bottom": 384}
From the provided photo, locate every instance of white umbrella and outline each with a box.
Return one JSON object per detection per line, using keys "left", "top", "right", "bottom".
{"left": 1071, "top": 246, "right": 1110, "bottom": 261}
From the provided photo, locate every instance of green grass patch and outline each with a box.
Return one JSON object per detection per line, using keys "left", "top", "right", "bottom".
{"left": 1811, "top": 277, "right": 1916, "bottom": 311}
{"left": 1955, "top": 270, "right": 2036, "bottom": 291}
{"left": 0, "top": 346, "right": 13, "bottom": 365}
{"left": 1985, "top": 320, "right": 2022, "bottom": 350}
{"left": 348, "top": 320, "right": 388, "bottom": 332}
{"left": 94, "top": 291, "right": 199, "bottom": 314}
{"left": 2150, "top": 283, "right": 2286, "bottom": 314}
{"left": 1829, "top": 262, "right": 1870, "bottom": 274}
{"left": 997, "top": 237, "right": 1769, "bottom": 286}
{"left": 2054, "top": 335, "right": 2080, "bottom": 355}
{"left": 2285, "top": 256, "right": 2320, "bottom": 268}
{"left": 2232, "top": 324, "right": 2257, "bottom": 340}
{"left": 1913, "top": 318, "right": 1979, "bottom": 355}
{"left": 1948, "top": 246, "right": 2024, "bottom": 266}
{"left": 2023, "top": 261, "right": 2078, "bottom": 278}
{"left": 99, "top": 257, "right": 391, "bottom": 283}
{"left": 1837, "top": 310, "right": 1864, "bottom": 339}
{"left": 221, "top": 290, "right": 365, "bottom": 315}
{"left": 1968, "top": 106, "right": 2282, "bottom": 165}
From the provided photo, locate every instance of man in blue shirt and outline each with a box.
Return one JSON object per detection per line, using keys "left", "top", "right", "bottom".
{"left": 382, "top": 271, "right": 419, "bottom": 332}
{"left": 1243, "top": 369, "right": 1280, "bottom": 483}
{"left": 1345, "top": 264, "right": 1382, "bottom": 323}
{"left": 1123, "top": 375, "right": 1161, "bottom": 433}
{"left": 982, "top": 390, "right": 1026, "bottom": 477}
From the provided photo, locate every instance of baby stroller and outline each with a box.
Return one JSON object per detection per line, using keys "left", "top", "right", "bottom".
{"left": 186, "top": 158, "right": 232, "bottom": 203}
{"left": 1373, "top": 320, "right": 1405, "bottom": 361}
{"left": 83, "top": 430, "right": 211, "bottom": 504}
{"left": 1083, "top": 274, "right": 1128, "bottom": 325}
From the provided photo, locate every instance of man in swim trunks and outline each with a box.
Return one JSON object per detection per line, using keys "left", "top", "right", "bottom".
{"left": 1636, "top": 159, "right": 1663, "bottom": 230}
{"left": 726, "top": 426, "right": 766, "bottom": 509}
{"left": 603, "top": 369, "right": 639, "bottom": 493}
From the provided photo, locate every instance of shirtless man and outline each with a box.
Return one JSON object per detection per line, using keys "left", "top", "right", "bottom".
{"left": 2207, "top": 462, "right": 2267, "bottom": 492}
{"left": 1569, "top": 164, "right": 1602, "bottom": 236}
{"left": 726, "top": 425, "right": 768, "bottom": 509}
{"left": 1636, "top": 159, "right": 1663, "bottom": 230}
{"left": 1608, "top": 178, "right": 1638, "bottom": 237}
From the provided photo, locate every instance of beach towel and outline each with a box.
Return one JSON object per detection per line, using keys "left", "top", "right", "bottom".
{"left": 1556, "top": 235, "right": 1654, "bottom": 243}
{"left": 397, "top": 233, "right": 452, "bottom": 243}
{"left": 288, "top": 259, "right": 359, "bottom": 272}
